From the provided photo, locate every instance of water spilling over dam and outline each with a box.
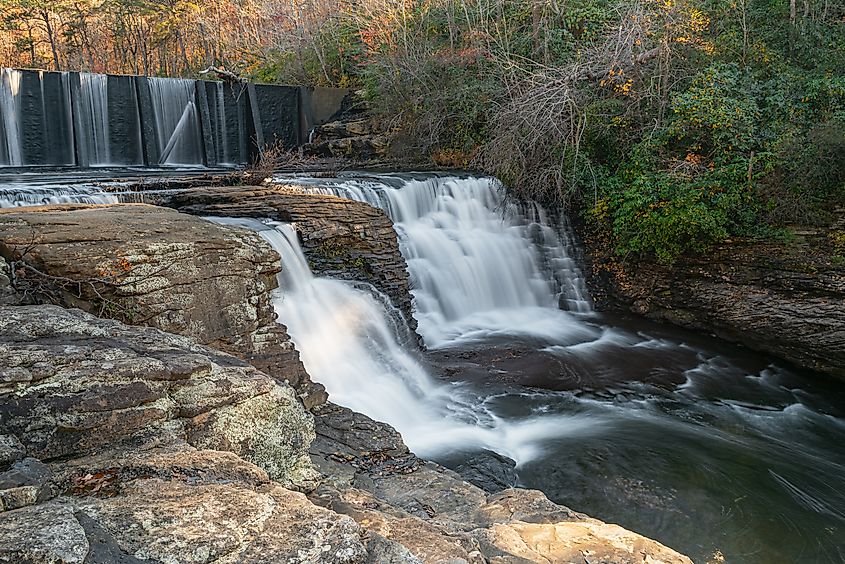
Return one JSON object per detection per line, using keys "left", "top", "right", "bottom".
{"left": 0, "top": 67, "right": 348, "bottom": 168}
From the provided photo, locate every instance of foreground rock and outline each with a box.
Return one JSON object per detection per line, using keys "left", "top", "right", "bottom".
{"left": 0, "top": 304, "right": 692, "bottom": 563}
{"left": 589, "top": 227, "right": 845, "bottom": 380}
{"left": 151, "top": 186, "right": 417, "bottom": 336}
{"left": 0, "top": 203, "right": 326, "bottom": 407}
{"left": 0, "top": 305, "right": 316, "bottom": 488}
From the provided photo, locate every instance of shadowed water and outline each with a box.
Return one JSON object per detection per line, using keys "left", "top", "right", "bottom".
{"left": 268, "top": 172, "right": 845, "bottom": 563}
{"left": 1, "top": 170, "right": 841, "bottom": 562}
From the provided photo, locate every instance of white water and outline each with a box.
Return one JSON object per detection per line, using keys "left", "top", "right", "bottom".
{"left": 0, "top": 69, "right": 23, "bottom": 166}
{"left": 0, "top": 183, "right": 118, "bottom": 208}
{"left": 207, "top": 216, "right": 595, "bottom": 464}
{"left": 148, "top": 78, "right": 204, "bottom": 166}
{"left": 275, "top": 174, "right": 592, "bottom": 348}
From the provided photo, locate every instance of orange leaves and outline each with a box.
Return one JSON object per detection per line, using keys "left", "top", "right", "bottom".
{"left": 600, "top": 68, "right": 635, "bottom": 97}
{"left": 97, "top": 256, "right": 133, "bottom": 279}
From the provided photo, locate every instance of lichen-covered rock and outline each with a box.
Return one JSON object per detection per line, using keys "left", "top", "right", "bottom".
{"left": 150, "top": 186, "right": 417, "bottom": 337}
{"left": 0, "top": 435, "right": 24, "bottom": 470}
{"left": 0, "top": 501, "right": 89, "bottom": 563}
{"left": 0, "top": 458, "right": 54, "bottom": 512}
{"left": 0, "top": 305, "right": 316, "bottom": 487}
{"left": 73, "top": 478, "right": 368, "bottom": 564}
{"left": 0, "top": 204, "right": 325, "bottom": 408}
{"left": 188, "top": 387, "right": 318, "bottom": 488}
{"left": 1, "top": 449, "right": 372, "bottom": 564}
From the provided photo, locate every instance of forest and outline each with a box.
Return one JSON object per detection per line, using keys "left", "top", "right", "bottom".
{"left": 1, "top": 0, "right": 843, "bottom": 263}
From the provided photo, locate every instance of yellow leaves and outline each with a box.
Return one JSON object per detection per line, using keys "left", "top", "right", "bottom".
{"left": 616, "top": 79, "right": 634, "bottom": 95}
{"left": 601, "top": 68, "right": 633, "bottom": 96}
{"left": 685, "top": 152, "right": 703, "bottom": 165}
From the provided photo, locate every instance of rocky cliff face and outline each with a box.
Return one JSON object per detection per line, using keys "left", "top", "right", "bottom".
{"left": 150, "top": 186, "right": 418, "bottom": 336}
{"left": 0, "top": 203, "right": 326, "bottom": 408}
{"left": 588, "top": 227, "right": 845, "bottom": 379}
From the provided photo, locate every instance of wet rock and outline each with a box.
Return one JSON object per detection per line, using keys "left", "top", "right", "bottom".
{"left": 0, "top": 305, "right": 316, "bottom": 488}
{"left": 0, "top": 204, "right": 325, "bottom": 408}
{"left": 151, "top": 186, "right": 417, "bottom": 337}
{"left": 440, "top": 450, "right": 518, "bottom": 493}
{"left": 591, "top": 235, "right": 845, "bottom": 379}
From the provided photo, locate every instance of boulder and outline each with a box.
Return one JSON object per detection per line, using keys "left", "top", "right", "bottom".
{"left": 0, "top": 305, "right": 317, "bottom": 488}
{"left": 0, "top": 203, "right": 326, "bottom": 407}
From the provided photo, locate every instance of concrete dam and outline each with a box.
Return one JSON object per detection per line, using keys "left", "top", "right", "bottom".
{"left": 0, "top": 68, "right": 348, "bottom": 168}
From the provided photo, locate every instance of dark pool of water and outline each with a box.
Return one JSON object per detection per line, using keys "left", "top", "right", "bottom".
{"left": 429, "top": 313, "right": 845, "bottom": 563}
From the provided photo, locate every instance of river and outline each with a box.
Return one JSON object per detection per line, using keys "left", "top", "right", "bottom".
{"left": 2, "top": 170, "right": 843, "bottom": 563}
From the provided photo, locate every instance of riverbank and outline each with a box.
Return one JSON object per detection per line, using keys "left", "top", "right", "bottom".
{"left": 0, "top": 192, "right": 695, "bottom": 563}
{"left": 581, "top": 212, "right": 845, "bottom": 380}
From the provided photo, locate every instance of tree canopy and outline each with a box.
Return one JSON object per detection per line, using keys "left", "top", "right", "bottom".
{"left": 1, "top": 0, "right": 843, "bottom": 263}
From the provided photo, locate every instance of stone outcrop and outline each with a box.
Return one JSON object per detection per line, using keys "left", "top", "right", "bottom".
{"left": 0, "top": 201, "right": 695, "bottom": 562}
{"left": 589, "top": 231, "right": 845, "bottom": 379}
{"left": 0, "top": 305, "right": 317, "bottom": 488}
{"left": 0, "top": 304, "right": 693, "bottom": 563}
{"left": 305, "top": 116, "right": 391, "bottom": 160}
{"left": 150, "top": 186, "right": 417, "bottom": 335}
{"left": 0, "top": 203, "right": 326, "bottom": 407}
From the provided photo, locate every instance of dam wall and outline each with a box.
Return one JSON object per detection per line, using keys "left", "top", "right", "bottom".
{"left": 0, "top": 68, "right": 349, "bottom": 168}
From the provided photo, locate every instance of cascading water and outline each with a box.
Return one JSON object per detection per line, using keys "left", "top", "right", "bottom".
{"left": 0, "top": 184, "right": 118, "bottom": 208}
{"left": 75, "top": 73, "right": 112, "bottom": 165}
{"left": 148, "top": 78, "right": 204, "bottom": 166}
{"left": 206, "top": 216, "right": 592, "bottom": 462}
{"left": 268, "top": 172, "right": 845, "bottom": 564}
{"left": 0, "top": 68, "right": 23, "bottom": 166}
{"left": 285, "top": 174, "right": 593, "bottom": 347}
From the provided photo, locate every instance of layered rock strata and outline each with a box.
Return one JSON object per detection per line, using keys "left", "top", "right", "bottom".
{"left": 590, "top": 229, "right": 845, "bottom": 379}
{"left": 0, "top": 203, "right": 326, "bottom": 407}
{"left": 150, "top": 186, "right": 417, "bottom": 336}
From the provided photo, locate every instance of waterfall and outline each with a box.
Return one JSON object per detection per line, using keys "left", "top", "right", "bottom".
{"left": 76, "top": 73, "right": 111, "bottom": 165}
{"left": 0, "top": 184, "right": 118, "bottom": 207}
{"left": 279, "top": 174, "right": 593, "bottom": 348}
{"left": 148, "top": 78, "right": 204, "bottom": 166}
{"left": 0, "top": 69, "right": 23, "bottom": 166}
{"left": 206, "top": 216, "right": 589, "bottom": 463}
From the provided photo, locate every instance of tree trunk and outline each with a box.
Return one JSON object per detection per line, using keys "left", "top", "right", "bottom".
{"left": 41, "top": 9, "right": 62, "bottom": 71}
